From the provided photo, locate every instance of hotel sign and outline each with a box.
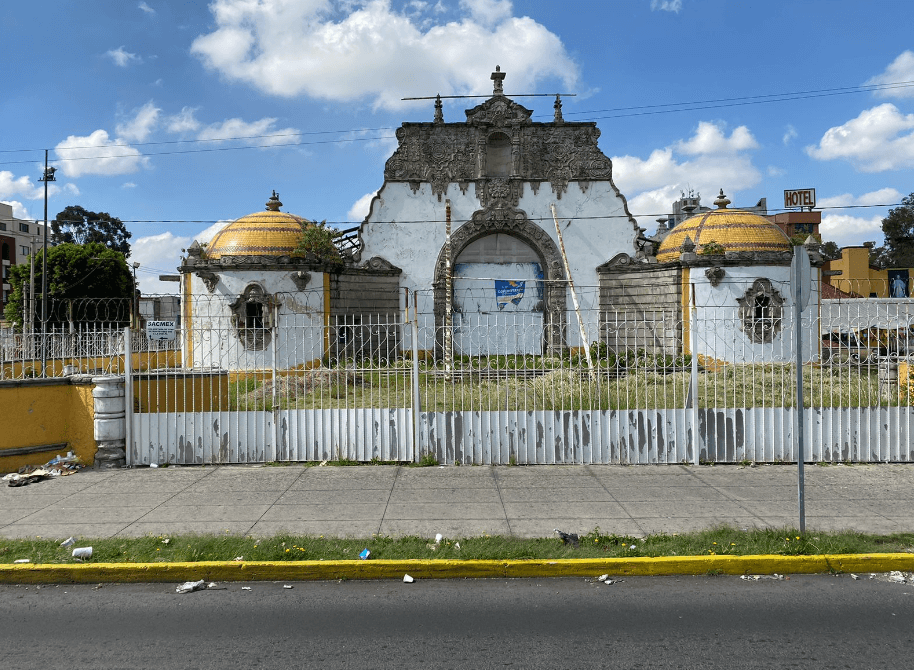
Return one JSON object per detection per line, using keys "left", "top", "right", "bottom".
{"left": 784, "top": 188, "right": 816, "bottom": 209}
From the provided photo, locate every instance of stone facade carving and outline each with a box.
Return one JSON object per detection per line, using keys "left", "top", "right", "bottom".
{"left": 290, "top": 271, "right": 311, "bottom": 291}
{"left": 432, "top": 209, "right": 567, "bottom": 353}
{"left": 383, "top": 100, "right": 617, "bottom": 201}
{"left": 360, "top": 256, "right": 402, "bottom": 274}
{"left": 736, "top": 278, "right": 784, "bottom": 344}
{"left": 196, "top": 270, "right": 219, "bottom": 293}
{"left": 229, "top": 284, "right": 273, "bottom": 351}
{"left": 705, "top": 266, "right": 725, "bottom": 287}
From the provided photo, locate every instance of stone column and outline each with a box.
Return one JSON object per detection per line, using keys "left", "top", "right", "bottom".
{"left": 93, "top": 375, "right": 126, "bottom": 468}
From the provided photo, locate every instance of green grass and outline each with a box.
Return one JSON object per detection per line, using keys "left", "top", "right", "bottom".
{"left": 2, "top": 527, "right": 912, "bottom": 565}
{"left": 223, "top": 360, "right": 894, "bottom": 412}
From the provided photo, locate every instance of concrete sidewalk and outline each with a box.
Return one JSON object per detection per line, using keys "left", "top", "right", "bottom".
{"left": 2, "top": 463, "right": 913, "bottom": 540}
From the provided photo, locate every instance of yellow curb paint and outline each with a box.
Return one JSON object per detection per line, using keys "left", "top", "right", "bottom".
{"left": 2, "top": 554, "right": 914, "bottom": 584}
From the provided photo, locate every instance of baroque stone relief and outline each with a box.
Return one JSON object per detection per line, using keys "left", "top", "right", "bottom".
{"left": 383, "top": 112, "right": 618, "bottom": 200}
{"left": 736, "top": 278, "right": 784, "bottom": 344}
{"left": 229, "top": 283, "right": 273, "bottom": 351}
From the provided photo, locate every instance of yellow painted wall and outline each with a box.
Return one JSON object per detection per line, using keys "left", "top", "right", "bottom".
{"left": 1, "top": 349, "right": 180, "bottom": 380}
{"left": 134, "top": 372, "right": 230, "bottom": 413}
{"left": 0, "top": 380, "right": 95, "bottom": 473}
{"left": 825, "top": 247, "right": 908, "bottom": 298}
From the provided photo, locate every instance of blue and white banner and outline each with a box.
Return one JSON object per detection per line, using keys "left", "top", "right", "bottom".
{"left": 495, "top": 280, "right": 525, "bottom": 310}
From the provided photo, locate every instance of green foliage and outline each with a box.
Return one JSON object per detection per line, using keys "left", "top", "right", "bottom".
{"left": 699, "top": 240, "right": 725, "bottom": 255}
{"left": 52, "top": 205, "right": 132, "bottom": 258}
{"left": 880, "top": 192, "right": 914, "bottom": 267}
{"left": 410, "top": 452, "right": 439, "bottom": 467}
{"left": 3, "top": 242, "right": 133, "bottom": 329}
{"left": 820, "top": 240, "right": 841, "bottom": 261}
{"left": 295, "top": 220, "right": 343, "bottom": 264}
{"left": 2, "top": 525, "right": 911, "bottom": 564}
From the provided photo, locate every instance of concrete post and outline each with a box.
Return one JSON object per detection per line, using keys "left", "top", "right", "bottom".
{"left": 93, "top": 375, "right": 126, "bottom": 468}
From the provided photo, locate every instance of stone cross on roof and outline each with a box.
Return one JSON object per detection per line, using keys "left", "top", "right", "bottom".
{"left": 491, "top": 65, "right": 505, "bottom": 96}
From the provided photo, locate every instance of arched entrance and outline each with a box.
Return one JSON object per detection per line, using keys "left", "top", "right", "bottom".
{"left": 433, "top": 208, "right": 567, "bottom": 355}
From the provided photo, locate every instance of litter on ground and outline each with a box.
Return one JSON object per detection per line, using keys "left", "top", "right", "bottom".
{"left": 4, "top": 454, "right": 85, "bottom": 487}
{"left": 176, "top": 580, "right": 206, "bottom": 594}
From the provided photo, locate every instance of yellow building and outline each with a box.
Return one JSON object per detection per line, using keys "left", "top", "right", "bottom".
{"left": 825, "top": 246, "right": 912, "bottom": 298}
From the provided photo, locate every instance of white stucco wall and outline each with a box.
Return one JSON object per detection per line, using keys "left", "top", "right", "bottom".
{"left": 690, "top": 265, "right": 818, "bottom": 364}
{"left": 359, "top": 179, "right": 638, "bottom": 351}
{"left": 186, "top": 270, "right": 325, "bottom": 370}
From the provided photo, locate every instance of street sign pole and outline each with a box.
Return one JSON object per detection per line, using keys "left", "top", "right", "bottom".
{"left": 791, "top": 247, "right": 811, "bottom": 535}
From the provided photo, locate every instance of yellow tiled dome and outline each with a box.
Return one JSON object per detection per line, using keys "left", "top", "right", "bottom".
{"left": 656, "top": 190, "right": 790, "bottom": 263}
{"left": 206, "top": 192, "right": 309, "bottom": 259}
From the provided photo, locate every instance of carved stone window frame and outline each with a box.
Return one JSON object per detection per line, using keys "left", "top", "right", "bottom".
{"left": 229, "top": 283, "right": 273, "bottom": 351}
{"left": 736, "top": 278, "right": 784, "bottom": 344}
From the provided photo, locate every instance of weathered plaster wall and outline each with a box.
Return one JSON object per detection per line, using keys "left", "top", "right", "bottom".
{"left": 691, "top": 265, "right": 818, "bottom": 363}
{"left": 359, "top": 180, "right": 637, "bottom": 348}
{"left": 186, "top": 270, "right": 325, "bottom": 370}
{"left": 0, "top": 378, "right": 95, "bottom": 473}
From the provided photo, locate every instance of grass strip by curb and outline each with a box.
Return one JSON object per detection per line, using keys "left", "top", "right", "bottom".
{"left": 2, "top": 554, "right": 914, "bottom": 584}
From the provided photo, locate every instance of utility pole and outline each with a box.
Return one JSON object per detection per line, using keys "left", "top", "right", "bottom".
{"left": 38, "top": 150, "right": 56, "bottom": 377}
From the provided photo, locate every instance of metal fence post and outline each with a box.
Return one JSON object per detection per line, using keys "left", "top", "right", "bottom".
{"left": 410, "top": 289, "right": 421, "bottom": 463}
{"left": 124, "top": 326, "right": 133, "bottom": 466}
{"left": 689, "top": 284, "right": 700, "bottom": 466}
{"left": 271, "top": 301, "right": 279, "bottom": 463}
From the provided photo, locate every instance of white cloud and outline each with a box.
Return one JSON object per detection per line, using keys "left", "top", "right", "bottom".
{"left": 612, "top": 121, "right": 761, "bottom": 229}
{"left": 819, "top": 214, "right": 885, "bottom": 248}
{"left": 866, "top": 51, "right": 914, "bottom": 99}
{"left": 460, "top": 0, "right": 512, "bottom": 24}
{"left": 138, "top": 1, "right": 155, "bottom": 14}
{"left": 674, "top": 122, "right": 757, "bottom": 155}
{"left": 116, "top": 101, "right": 161, "bottom": 142}
{"left": 122, "top": 182, "right": 138, "bottom": 189}
{"left": 191, "top": 0, "right": 577, "bottom": 110}
{"left": 650, "top": 0, "right": 682, "bottom": 12}
{"left": 805, "top": 103, "right": 914, "bottom": 172}
{"left": 782, "top": 124, "right": 797, "bottom": 145}
{"left": 348, "top": 192, "right": 377, "bottom": 222}
{"left": 166, "top": 107, "right": 202, "bottom": 133}
{"left": 197, "top": 117, "right": 300, "bottom": 147}
{"left": 0, "top": 200, "right": 32, "bottom": 220}
{"left": 106, "top": 46, "right": 141, "bottom": 67}
{"left": 131, "top": 231, "right": 192, "bottom": 294}
{"left": 818, "top": 188, "right": 903, "bottom": 209}
{"left": 63, "top": 183, "right": 80, "bottom": 196}
{"left": 131, "top": 220, "right": 232, "bottom": 294}
{"left": 767, "top": 165, "right": 786, "bottom": 177}
{"left": 55, "top": 129, "right": 148, "bottom": 178}
{"left": 0, "top": 171, "right": 42, "bottom": 200}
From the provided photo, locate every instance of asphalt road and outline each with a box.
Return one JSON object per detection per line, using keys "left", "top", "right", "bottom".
{"left": 4, "top": 575, "right": 913, "bottom": 669}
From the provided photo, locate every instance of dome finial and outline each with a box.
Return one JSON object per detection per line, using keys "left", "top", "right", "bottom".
{"left": 714, "top": 189, "right": 731, "bottom": 209}
{"left": 266, "top": 190, "right": 282, "bottom": 211}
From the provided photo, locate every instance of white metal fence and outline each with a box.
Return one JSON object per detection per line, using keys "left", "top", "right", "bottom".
{"left": 5, "top": 283, "right": 914, "bottom": 464}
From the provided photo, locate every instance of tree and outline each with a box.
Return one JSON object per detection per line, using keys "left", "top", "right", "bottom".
{"left": 3, "top": 242, "right": 134, "bottom": 330}
{"left": 880, "top": 192, "right": 914, "bottom": 268}
{"left": 294, "top": 220, "right": 342, "bottom": 264}
{"left": 52, "top": 205, "right": 132, "bottom": 258}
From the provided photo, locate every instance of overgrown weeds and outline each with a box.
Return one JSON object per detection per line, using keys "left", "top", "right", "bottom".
{"left": 2, "top": 526, "right": 911, "bottom": 564}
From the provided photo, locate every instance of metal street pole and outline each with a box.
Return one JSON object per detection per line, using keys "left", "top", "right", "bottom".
{"left": 38, "top": 151, "right": 56, "bottom": 377}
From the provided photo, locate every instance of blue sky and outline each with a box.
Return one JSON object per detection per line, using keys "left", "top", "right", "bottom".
{"left": 2, "top": 0, "right": 914, "bottom": 293}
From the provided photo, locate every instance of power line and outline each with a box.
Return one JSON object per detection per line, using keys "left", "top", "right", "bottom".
{"left": 21, "top": 202, "right": 901, "bottom": 228}
{"left": 2, "top": 78, "right": 911, "bottom": 164}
